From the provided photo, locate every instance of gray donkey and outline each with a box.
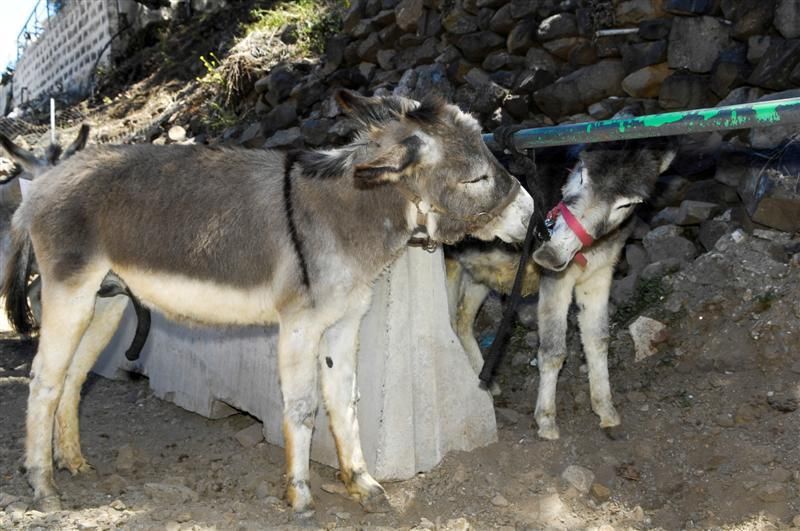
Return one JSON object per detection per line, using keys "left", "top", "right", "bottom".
{"left": 2, "top": 90, "right": 534, "bottom": 515}
{"left": 447, "top": 140, "right": 674, "bottom": 440}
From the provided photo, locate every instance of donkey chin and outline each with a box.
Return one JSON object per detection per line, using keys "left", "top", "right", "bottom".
{"left": 532, "top": 234, "right": 582, "bottom": 271}
{"left": 470, "top": 188, "right": 534, "bottom": 243}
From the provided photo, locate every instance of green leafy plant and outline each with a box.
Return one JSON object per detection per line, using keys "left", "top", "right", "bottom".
{"left": 196, "top": 52, "right": 226, "bottom": 88}
{"left": 242, "top": 0, "right": 347, "bottom": 55}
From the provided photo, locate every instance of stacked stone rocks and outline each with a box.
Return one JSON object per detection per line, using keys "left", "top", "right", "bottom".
{"left": 157, "top": 0, "right": 799, "bottom": 287}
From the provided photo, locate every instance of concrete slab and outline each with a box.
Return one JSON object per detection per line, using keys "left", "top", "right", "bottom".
{"left": 93, "top": 247, "right": 497, "bottom": 480}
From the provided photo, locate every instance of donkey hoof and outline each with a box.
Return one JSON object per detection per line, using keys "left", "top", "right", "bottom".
{"left": 537, "top": 424, "right": 560, "bottom": 440}
{"left": 35, "top": 494, "right": 62, "bottom": 513}
{"left": 57, "top": 457, "right": 95, "bottom": 476}
{"left": 360, "top": 490, "right": 391, "bottom": 513}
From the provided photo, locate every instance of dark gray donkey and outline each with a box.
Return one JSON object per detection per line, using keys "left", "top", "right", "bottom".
{"left": 447, "top": 140, "right": 674, "bottom": 439}
{"left": 2, "top": 91, "right": 534, "bottom": 515}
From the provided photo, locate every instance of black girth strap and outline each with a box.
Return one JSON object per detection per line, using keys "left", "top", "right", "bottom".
{"left": 283, "top": 151, "right": 311, "bottom": 290}
{"left": 479, "top": 126, "right": 550, "bottom": 387}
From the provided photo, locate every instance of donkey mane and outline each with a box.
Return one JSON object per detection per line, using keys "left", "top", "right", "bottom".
{"left": 298, "top": 147, "right": 358, "bottom": 179}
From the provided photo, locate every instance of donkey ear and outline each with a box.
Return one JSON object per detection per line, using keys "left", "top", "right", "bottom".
{"left": 658, "top": 149, "right": 676, "bottom": 173}
{"left": 63, "top": 124, "right": 90, "bottom": 159}
{"left": 353, "top": 135, "right": 423, "bottom": 186}
{"left": 335, "top": 89, "right": 408, "bottom": 127}
{"left": 0, "top": 134, "right": 42, "bottom": 172}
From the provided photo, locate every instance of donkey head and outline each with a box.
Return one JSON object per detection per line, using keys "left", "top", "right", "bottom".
{"left": 336, "top": 90, "right": 534, "bottom": 245}
{"left": 0, "top": 124, "right": 90, "bottom": 181}
{"left": 533, "top": 141, "right": 675, "bottom": 271}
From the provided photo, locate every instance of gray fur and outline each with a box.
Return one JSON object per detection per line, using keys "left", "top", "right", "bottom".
{"left": 447, "top": 139, "right": 675, "bottom": 438}
{"left": 7, "top": 91, "right": 534, "bottom": 512}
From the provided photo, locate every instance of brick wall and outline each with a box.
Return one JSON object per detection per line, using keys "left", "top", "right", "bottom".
{"left": 13, "top": 0, "right": 124, "bottom": 103}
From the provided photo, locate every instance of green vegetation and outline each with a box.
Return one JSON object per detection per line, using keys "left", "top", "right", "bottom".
{"left": 242, "top": 0, "right": 348, "bottom": 55}
{"left": 196, "top": 52, "right": 226, "bottom": 89}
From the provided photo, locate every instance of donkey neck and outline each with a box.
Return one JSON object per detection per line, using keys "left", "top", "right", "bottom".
{"left": 290, "top": 162, "right": 417, "bottom": 283}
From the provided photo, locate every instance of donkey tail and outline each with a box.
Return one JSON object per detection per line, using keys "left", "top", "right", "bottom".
{"left": 2, "top": 227, "right": 36, "bottom": 335}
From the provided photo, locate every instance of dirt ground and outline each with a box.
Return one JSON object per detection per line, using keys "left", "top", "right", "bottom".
{"left": 0, "top": 230, "right": 798, "bottom": 530}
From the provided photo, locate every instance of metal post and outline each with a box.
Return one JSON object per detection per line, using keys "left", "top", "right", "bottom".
{"left": 483, "top": 97, "right": 800, "bottom": 150}
{"left": 50, "top": 97, "right": 56, "bottom": 144}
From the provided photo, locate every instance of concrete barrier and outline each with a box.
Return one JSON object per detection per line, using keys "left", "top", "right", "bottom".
{"left": 93, "top": 246, "right": 497, "bottom": 480}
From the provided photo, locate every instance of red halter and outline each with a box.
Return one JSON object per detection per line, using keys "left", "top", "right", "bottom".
{"left": 545, "top": 202, "right": 594, "bottom": 268}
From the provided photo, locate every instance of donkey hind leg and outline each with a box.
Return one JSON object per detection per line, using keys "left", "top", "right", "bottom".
{"left": 455, "top": 276, "right": 497, "bottom": 394}
{"left": 319, "top": 303, "right": 390, "bottom": 513}
{"left": 26, "top": 275, "right": 105, "bottom": 511}
{"left": 575, "top": 267, "right": 620, "bottom": 429}
{"left": 534, "top": 273, "right": 576, "bottom": 440}
{"left": 54, "top": 295, "right": 128, "bottom": 474}
{"left": 278, "top": 317, "right": 324, "bottom": 516}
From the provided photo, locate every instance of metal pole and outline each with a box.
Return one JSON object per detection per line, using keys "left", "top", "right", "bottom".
{"left": 483, "top": 97, "right": 800, "bottom": 150}
{"left": 50, "top": 97, "right": 55, "bottom": 144}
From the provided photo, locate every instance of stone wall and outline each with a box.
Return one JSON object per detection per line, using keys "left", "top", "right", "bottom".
{"left": 13, "top": 0, "right": 123, "bottom": 103}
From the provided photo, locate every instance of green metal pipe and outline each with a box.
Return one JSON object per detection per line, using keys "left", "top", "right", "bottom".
{"left": 483, "top": 97, "right": 800, "bottom": 150}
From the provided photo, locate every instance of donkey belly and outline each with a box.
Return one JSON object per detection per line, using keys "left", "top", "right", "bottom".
{"left": 114, "top": 266, "right": 280, "bottom": 326}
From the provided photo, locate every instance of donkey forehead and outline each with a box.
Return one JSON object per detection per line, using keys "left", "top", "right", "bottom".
{"left": 580, "top": 150, "right": 658, "bottom": 200}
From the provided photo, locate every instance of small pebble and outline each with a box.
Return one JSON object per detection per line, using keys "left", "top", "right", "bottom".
{"left": 491, "top": 494, "right": 510, "bottom": 507}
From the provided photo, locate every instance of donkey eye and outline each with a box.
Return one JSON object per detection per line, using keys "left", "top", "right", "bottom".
{"left": 615, "top": 202, "right": 634, "bottom": 210}
{"left": 463, "top": 175, "right": 489, "bottom": 184}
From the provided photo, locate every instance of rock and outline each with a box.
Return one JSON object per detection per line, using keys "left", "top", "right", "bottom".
{"left": 516, "top": 300, "right": 537, "bottom": 328}
{"left": 490, "top": 493, "right": 510, "bottom": 507}
{"left": 262, "top": 100, "right": 298, "bottom": 137}
{"left": 664, "top": 0, "right": 715, "bottom": 15}
{"left": 710, "top": 44, "right": 752, "bottom": 97}
{"left": 144, "top": 483, "right": 200, "bottom": 503}
{"left": 489, "top": 4, "right": 515, "bottom": 34}
{"left": 482, "top": 51, "right": 525, "bottom": 72}
{"left": 673, "top": 200, "right": 722, "bottom": 225}
{"left": 629, "top": 316, "right": 668, "bottom": 361}
{"left": 534, "top": 59, "right": 626, "bottom": 119}
{"left": 524, "top": 330, "right": 539, "bottom": 350}
{"left": 238, "top": 123, "right": 264, "bottom": 148}
{"left": 525, "top": 47, "right": 559, "bottom": 72}
{"left": 722, "top": 0, "right": 775, "bottom": 38}
{"left": 115, "top": 443, "right": 137, "bottom": 472}
{"left": 748, "top": 39, "right": 800, "bottom": 90}
{"left": 537, "top": 13, "right": 577, "bottom": 41}
{"left": 738, "top": 144, "right": 800, "bottom": 232}
{"left": 775, "top": 0, "right": 800, "bottom": 39}
{"left": 747, "top": 35, "right": 773, "bottom": 65}
{"left": 412, "top": 63, "right": 455, "bottom": 100}
{"left": 234, "top": 422, "right": 265, "bottom": 448}
{"left": 507, "top": 18, "right": 538, "bottom": 55}
{"left": 357, "top": 32, "right": 381, "bottom": 62}
{"left": 509, "top": 0, "right": 537, "bottom": 19}
{"left": 464, "top": 68, "right": 508, "bottom": 113}
{"left": 698, "top": 220, "right": 731, "bottom": 251}
{"left": 442, "top": 8, "right": 478, "bottom": 34}
{"left": 456, "top": 31, "right": 506, "bottom": 62}
{"left": 167, "top": 125, "right": 187, "bottom": 143}
{"left": 395, "top": 38, "right": 439, "bottom": 69}
{"left": 264, "top": 127, "right": 303, "bottom": 149}
{"left": 495, "top": 407, "right": 520, "bottom": 424}
{"left": 5, "top": 501, "right": 28, "bottom": 515}
{"left": 658, "top": 72, "right": 712, "bottom": 110}
{"left": 622, "top": 63, "right": 671, "bottom": 98}
{"left": 767, "top": 392, "right": 798, "bottom": 412}
{"left": 625, "top": 244, "right": 649, "bottom": 274}
{"left": 668, "top": 16, "right": 730, "bottom": 74}
{"left": 503, "top": 94, "right": 530, "bottom": 120}
{"left": 639, "top": 18, "right": 672, "bottom": 40}
{"left": 621, "top": 40, "right": 667, "bottom": 73}
{"left": 612, "top": 274, "right": 639, "bottom": 305}
{"left": 588, "top": 97, "right": 625, "bottom": 119}
{"left": 0, "top": 492, "right": 20, "bottom": 510}
{"left": 395, "top": 0, "right": 424, "bottom": 31}
{"left": 590, "top": 483, "right": 611, "bottom": 502}
{"left": 616, "top": 0, "right": 663, "bottom": 24}
{"left": 562, "top": 465, "right": 595, "bottom": 493}
{"left": 543, "top": 37, "right": 586, "bottom": 61}
{"left": 109, "top": 499, "right": 127, "bottom": 510}
{"left": 717, "top": 86, "right": 764, "bottom": 108}
{"left": 755, "top": 482, "right": 789, "bottom": 502}
{"left": 263, "top": 64, "right": 300, "bottom": 105}
{"left": 643, "top": 225, "right": 697, "bottom": 263}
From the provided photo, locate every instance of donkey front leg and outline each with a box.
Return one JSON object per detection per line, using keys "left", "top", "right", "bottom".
{"left": 575, "top": 266, "right": 620, "bottom": 429}
{"left": 319, "top": 305, "right": 390, "bottom": 513}
{"left": 278, "top": 319, "right": 324, "bottom": 516}
{"left": 54, "top": 295, "right": 129, "bottom": 474}
{"left": 27, "top": 277, "right": 104, "bottom": 511}
{"left": 534, "top": 272, "right": 576, "bottom": 440}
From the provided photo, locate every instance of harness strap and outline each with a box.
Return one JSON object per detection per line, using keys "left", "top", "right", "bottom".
{"left": 283, "top": 152, "right": 312, "bottom": 289}
{"left": 546, "top": 201, "right": 593, "bottom": 268}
